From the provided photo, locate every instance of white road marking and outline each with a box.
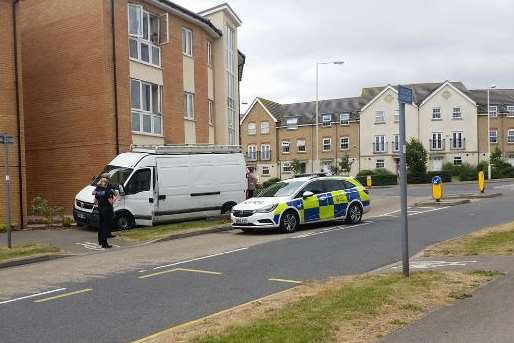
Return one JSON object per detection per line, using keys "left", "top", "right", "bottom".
{"left": 75, "top": 242, "right": 104, "bottom": 251}
{"left": 291, "top": 221, "right": 373, "bottom": 239}
{"left": 376, "top": 206, "right": 450, "bottom": 218}
{"left": 391, "top": 260, "right": 477, "bottom": 270}
{"left": 0, "top": 288, "right": 67, "bottom": 305}
{"left": 152, "top": 247, "right": 248, "bottom": 270}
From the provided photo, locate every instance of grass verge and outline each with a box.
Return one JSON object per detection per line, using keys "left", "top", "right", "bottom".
{"left": 424, "top": 221, "right": 514, "bottom": 256}
{"left": 0, "top": 244, "right": 61, "bottom": 263}
{"left": 116, "top": 218, "right": 230, "bottom": 242}
{"left": 145, "top": 271, "right": 499, "bottom": 343}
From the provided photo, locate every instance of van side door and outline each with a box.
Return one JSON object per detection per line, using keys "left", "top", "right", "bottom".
{"left": 123, "top": 168, "right": 154, "bottom": 226}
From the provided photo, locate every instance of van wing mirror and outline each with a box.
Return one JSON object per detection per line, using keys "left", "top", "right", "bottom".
{"left": 302, "top": 191, "right": 314, "bottom": 198}
{"left": 118, "top": 185, "right": 125, "bottom": 196}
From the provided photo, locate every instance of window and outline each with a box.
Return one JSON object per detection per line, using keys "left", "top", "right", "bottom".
{"left": 282, "top": 162, "right": 292, "bottom": 173}
{"left": 207, "top": 41, "right": 212, "bottom": 66}
{"left": 301, "top": 180, "right": 326, "bottom": 195}
{"left": 208, "top": 100, "right": 214, "bottom": 125}
{"left": 184, "top": 92, "right": 194, "bottom": 119}
{"left": 130, "top": 79, "right": 162, "bottom": 135}
{"left": 453, "top": 156, "right": 462, "bottom": 166}
{"left": 322, "top": 138, "right": 331, "bottom": 151}
{"left": 247, "top": 123, "right": 256, "bottom": 135}
{"left": 125, "top": 169, "right": 151, "bottom": 194}
{"left": 286, "top": 118, "right": 298, "bottom": 130}
{"left": 340, "top": 113, "right": 350, "bottom": 126}
{"left": 375, "top": 111, "right": 385, "bottom": 123}
{"left": 281, "top": 140, "right": 290, "bottom": 153}
{"left": 262, "top": 166, "right": 270, "bottom": 176}
{"left": 431, "top": 132, "right": 443, "bottom": 150}
{"left": 182, "top": 28, "right": 193, "bottom": 56}
{"left": 322, "top": 114, "right": 332, "bottom": 127}
{"left": 324, "top": 179, "right": 347, "bottom": 192}
{"left": 394, "top": 109, "right": 400, "bottom": 123}
{"left": 374, "top": 135, "right": 386, "bottom": 153}
{"left": 490, "top": 130, "right": 498, "bottom": 144}
{"left": 247, "top": 145, "right": 257, "bottom": 161}
{"left": 432, "top": 107, "right": 441, "bottom": 120}
{"left": 507, "top": 106, "right": 514, "bottom": 117}
{"left": 489, "top": 106, "right": 498, "bottom": 117}
{"left": 392, "top": 134, "right": 399, "bottom": 152}
{"left": 321, "top": 161, "right": 332, "bottom": 174}
{"left": 340, "top": 136, "right": 349, "bottom": 150}
{"left": 128, "top": 5, "right": 161, "bottom": 67}
{"left": 508, "top": 129, "right": 514, "bottom": 144}
{"left": 376, "top": 159, "right": 385, "bottom": 169}
{"left": 452, "top": 107, "right": 462, "bottom": 119}
{"left": 260, "top": 144, "right": 271, "bottom": 160}
{"left": 297, "top": 139, "right": 306, "bottom": 152}
{"left": 226, "top": 26, "right": 237, "bottom": 145}
{"left": 451, "top": 131, "right": 464, "bottom": 149}
{"left": 260, "top": 121, "right": 270, "bottom": 134}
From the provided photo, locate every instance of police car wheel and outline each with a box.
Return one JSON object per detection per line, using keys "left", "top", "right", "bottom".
{"left": 280, "top": 211, "right": 299, "bottom": 233}
{"left": 346, "top": 203, "right": 363, "bottom": 224}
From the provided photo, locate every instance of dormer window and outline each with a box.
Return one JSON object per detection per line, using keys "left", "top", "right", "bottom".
{"left": 340, "top": 113, "right": 350, "bottom": 126}
{"left": 286, "top": 118, "right": 298, "bottom": 130}
{"left": 322, "top": 114, "right": 332, "bottom": 127}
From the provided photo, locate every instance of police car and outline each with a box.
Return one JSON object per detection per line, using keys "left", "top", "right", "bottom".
{"left": 231, "top": 174, "right": 370, "bottom": 233}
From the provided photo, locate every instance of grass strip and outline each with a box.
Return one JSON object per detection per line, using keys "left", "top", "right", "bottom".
{"left": 116, "top": 218, "right": 230, "bottom": 242}
{"left": 424, "top": 221, "right": 514, "bottom": 256}
{"left": 0, "top": 244, "right": 61, "bottom": 263}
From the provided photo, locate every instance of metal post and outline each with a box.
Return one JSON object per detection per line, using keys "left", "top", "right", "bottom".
{"left": 315, "top": 63, "right": 319, "bottom": 172}
{"left": 2, "top": 134, "right": 13, "bottom": 248}
{"left": 399, "top": 100, "right": 409, "bottom": 277}
{"left": 487, "top": 88, "right": 491, "bottom": 180}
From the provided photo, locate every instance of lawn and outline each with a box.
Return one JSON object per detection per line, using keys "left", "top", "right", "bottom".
{"left": 147, "top": 271, "right": 499, "bottom": 343}
{"left": 424, "top": 221, "right": 514, "bottom": 256}
{"left": 115, "top": 218, "right": 231, "bottom": 242}
{"left": 0, "top": 244, "right": 61, "bottom": 263}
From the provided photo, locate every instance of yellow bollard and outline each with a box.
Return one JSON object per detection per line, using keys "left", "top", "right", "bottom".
{"left": 478, "top": 171, "right": 485, "bottom": 193}
{"left": 366, "top": 175, "right": 372, "bottom": 188}
{"left": 432, "top": 176, "right": 443, "bottom": 202}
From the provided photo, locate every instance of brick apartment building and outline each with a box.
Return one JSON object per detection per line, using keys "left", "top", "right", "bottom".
{"left": 14, "top": 0, "right": 244, "bottom": 219}
{"left": 0, "top": 0, "right": 26, "bottom": 226}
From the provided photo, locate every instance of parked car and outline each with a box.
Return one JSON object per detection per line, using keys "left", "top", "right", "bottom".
{"left": 74, "top": 145, "right": 246, "bottom": 229}
{"left": 231, "top": 174, "right": 370, "bottom": 233}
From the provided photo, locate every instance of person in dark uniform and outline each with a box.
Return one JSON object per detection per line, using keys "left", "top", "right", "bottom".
{"left": 93, "top": 177, "right": 117, "bottom": 248}
{"left": 104, "top": 175, "right": 118, "bottom": 239}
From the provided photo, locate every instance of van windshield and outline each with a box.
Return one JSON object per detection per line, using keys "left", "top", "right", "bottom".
{"left": 257, "top": 181, "right": 304, "bottom": 198}
{"left": 91, "top": 165, "right": 133, "bottom": 187}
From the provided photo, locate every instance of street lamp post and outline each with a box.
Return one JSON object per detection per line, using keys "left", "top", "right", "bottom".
{"left": 315, "top": 61, "right": 344, "bottom": 173}
{"left": 487, "top": 85, "right": 496, "bottom": 180}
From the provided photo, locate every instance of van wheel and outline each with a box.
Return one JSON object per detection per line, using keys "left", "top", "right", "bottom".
{"left": 346, "top": 203, "right": 363, "bottom": 224}
{"left": 115, "top": 212, "right": 134, "bottom": 230}
{"left": 280, "top": 210, "right": 299, "bottom": 233}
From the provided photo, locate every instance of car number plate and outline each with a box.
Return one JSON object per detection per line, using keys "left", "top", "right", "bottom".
{"left": 235, "top": 218, "right": 248, "bottom": 224}
{"left": 77, "top": 213, "right": 86, "bottom": 219}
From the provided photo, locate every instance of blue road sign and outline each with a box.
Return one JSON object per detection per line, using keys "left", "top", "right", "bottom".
{"left": 398, "top": 85, "right": 413, "bottom": 104}
{"left": 432, "top": 176, "right": 442, "bottom": 184}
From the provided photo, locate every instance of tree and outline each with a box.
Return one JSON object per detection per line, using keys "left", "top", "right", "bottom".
{"left": 329, "top": 161, "right": 340, "bottom": 175}
{"left": 290, "top": 159, "right": 303, "bottom": 175}
{"left": 339, "top": 154, "right": 354, "bottom": 176}
{"left": 406, "top": 138, "right": 427, "bottom": 176}
{"left": 490, "top": 147, "right": 502, "bottom": 166}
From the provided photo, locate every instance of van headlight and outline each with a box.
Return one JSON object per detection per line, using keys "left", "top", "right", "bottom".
{"left": 255, "top": 204, "right": 278, "bottom": 213}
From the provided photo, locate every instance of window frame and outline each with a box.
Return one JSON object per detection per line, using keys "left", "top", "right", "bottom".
{"left": 182, "top": 27, "right": 193, "bottom": 57}
{"left": 339, "top": 113, "right": 350, "bottom": 126}
{"left": 260, "top": 144, "right": 271, "bottom": 161}
{"left": 128, "top": 5, "right": 161, "bottom": 68}
{"left": 394, "top": 109, "right": 400, "bottom": 123}
{"left": 392, "top": 134, "right": 400, "bottom": 152}
{"left": 260, "top": 121, "right": 270, "bottom": 135}
{"left": 322, "top": 137, "right": 332, "bottom": 152}
{"left": 451, "top": 131, "right": 464, "bottom": 149}
{"left": 507, "top": 129, "right": 514, "bottom": 144}
{"left": 208, "top": 99, "right": 214, "bottom": 125}
{"left": 322, "top": 114, "right": 332, "bottom": 127}
{"left": 507, "top": 106, "right": 514, "bottom": 117}
{"left": 261, "top": 165, "right": 270, "bottom": 176}
{"left": 125, "top": 168, "right": 152, "bottom": 195}
{"left": 247, "top": 122, "right": 256, "bottom": 135}
{"left": 489, "top": 105, "right": 498, "bottom": 117}
{"left": 184, "top": 92, "right": 195, "bottom": 120}
{"left": 452, "top": 106, "right": 462, "bottom": 120}
{"left": 376, "top": 159, "right": 385, "bottom": 169}
{"left": 453, "top": 156, "right": 463, "bottom": 166}
{"left": 489, "top": 129, "right": 498, "bottom": 144}
{"left": 297, "top": 139, "right": 306, "bottom": 153}
{"left": 432, "top": 132, "right": 443, "bottom": 150}
{"left": 207, "top": 41, "right": 213, "bottom": 66}
{"left": 432, "top": 107, "right": 441, "bottom": 120}
{"left": 281, "top": 140, "right": 290, "bottom": 154}
{"left": 282, "top": 162, "right": 292, "bottom": 173}
{"left": 374, "top": 135, "right": 386, "bottom": 153}
{"left": 286, "top": 118, "right": 298, "bottom": 130}
{"left": 247, "top": 145, "right": 257, "bottom": 161}
{"left": 340, "top": 136, "right": 349, "bottom": 150}
{"left": 375, "top": 111, "right": 385, "bottom": 124}
{"left": 130, "top": 78, "right": 163, "bottom": 136}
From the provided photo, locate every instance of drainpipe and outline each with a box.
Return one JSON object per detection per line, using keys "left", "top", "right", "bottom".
{"left": 12, "top": 0, "right": 24, "bottom": 228}
{"left": 111, "top": 0, "right": 120, "bottom": 155}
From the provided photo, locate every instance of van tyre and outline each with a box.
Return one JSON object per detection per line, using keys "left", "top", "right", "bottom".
{"left": 280, "top": 210, "right": 299, "bottom": 233}
{"left": 346, "top": 203, "right": 363, "bottom": 224}
{"left": 115, "top": 212, "right": 134, "bottom": 230}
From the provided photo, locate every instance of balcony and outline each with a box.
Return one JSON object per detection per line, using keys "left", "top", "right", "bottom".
{"left": 372, "top": 142, "right": 388, "bottom": 154}
{"left": 450, "top": 138, "right": 466, "bottom": 150}
{"left": 429, "top": 139, "right": 446, "bottom": 151}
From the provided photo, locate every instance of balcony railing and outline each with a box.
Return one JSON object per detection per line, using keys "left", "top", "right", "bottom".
{"left": 372, "top": 142, "right": 388, "bottom": 154}
{"left": 429, "top": 139, "right": 446, "bottom": 151}
{"left": 450, "top": 138, "right": 466, "bottom": 150}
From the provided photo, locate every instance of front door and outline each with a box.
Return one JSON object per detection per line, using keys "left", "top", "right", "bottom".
{"left": 123, "top": 168, "right": 154, "bottom": 226}
{"left": 432, "top": 157, "right": 443, "bottom": 171}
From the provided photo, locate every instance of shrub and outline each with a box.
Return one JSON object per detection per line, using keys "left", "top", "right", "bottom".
{"left": 426, "top": 171, "right": 452, "bottom": 183}
{"left": 407, "top": 173, "right": 428, "bottom": 184}
{"left": 356, "top": 174, "right": 397, "bottom": 186}
{"left": 0, "top": 223, "right": 6, "bottom": 233}
{"left": 477, "top": 161, "right": 488, "bottom": 174}
{"left": 62, "top": 217, "right": 72, "bottom": 227}
{"left": 373, "top": 168, "right": 395, "bottom": 176}
{"left": 458, "top": 163, "right": 478, "bottom": 181}
{"left": 357, "top": 170, "right": 374, "bottom": 177}
{"left": 255, "top": 177, "right": 281, "bottom": 195}
{"left": 442, "top": 162, "right": 459, "bottom": 176}
{"left": 493, "top": 160, "right": 514, "bottom": 179}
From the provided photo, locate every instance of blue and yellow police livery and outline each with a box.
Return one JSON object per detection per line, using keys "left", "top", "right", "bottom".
{"left": 231, "top": 175, "right": 370, "bottom": 233}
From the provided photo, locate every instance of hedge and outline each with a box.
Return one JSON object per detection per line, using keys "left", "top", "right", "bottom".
{"left": 356, "top": 174, "right": 398, "bottom": 186}
{"left": 426, "top": 171, "right": 452, "bottom": 183}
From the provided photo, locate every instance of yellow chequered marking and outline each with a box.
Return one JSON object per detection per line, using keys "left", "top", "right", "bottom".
{"left": 319, "top": 204, "right": 334, "bottom": 220}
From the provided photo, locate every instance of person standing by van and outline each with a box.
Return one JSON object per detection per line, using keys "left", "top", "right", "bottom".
{"left": 246, "top": 168, "right": 257, "bottom": 199}
{"left": 93, "top": 177, "right": 117, "bottom": 248}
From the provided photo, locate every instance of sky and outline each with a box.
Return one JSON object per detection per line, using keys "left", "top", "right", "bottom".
{"left": 175, "top": 0, "right": 514, "bottom": 111}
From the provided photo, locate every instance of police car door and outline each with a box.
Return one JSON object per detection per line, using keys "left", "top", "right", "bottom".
{"left": 123, "top": 168, "right": 154, "bottom": 226}
{"left": 300, "top": 180, "right": 329, "bottom": 222}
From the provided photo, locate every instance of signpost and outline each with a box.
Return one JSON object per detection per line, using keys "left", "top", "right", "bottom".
{"left": 432, "top": 176, "right": 443, "bottom": 202}
{"left": 398, "top": 85, "right": 412, "bottom": 277}
{"left": 478, "top": 171, "right": 485, "bottom": 193}
{"left": 1, "top": 133, "right": 14, "bottom": 248}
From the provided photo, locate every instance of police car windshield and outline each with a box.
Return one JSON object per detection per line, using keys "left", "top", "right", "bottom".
{"left": 257, "top": 181, "right": 305, "bottom": 198}
{"left": 91, "top": 165, "right": 133, "bottom": 186}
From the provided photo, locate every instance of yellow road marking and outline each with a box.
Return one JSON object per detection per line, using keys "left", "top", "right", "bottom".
{"left": 138, "top": 268, "right": 222, "bottom": 279}
{"left": 34, "top": 288, "right": 92, "bottom": 303}
{"left": 268, "top": 278, "right": 303, "bottom": 284}
{"left": 131, "top": 287, "right": 298, "bottom": 343}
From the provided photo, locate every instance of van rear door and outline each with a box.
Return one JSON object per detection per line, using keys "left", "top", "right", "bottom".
{"left": 123, "top": 168, "right": 154, "bottom": 226}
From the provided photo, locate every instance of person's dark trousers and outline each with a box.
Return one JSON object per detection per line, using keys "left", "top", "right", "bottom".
{"left": 98, "top": 208, "right": 113, "bottom": 247}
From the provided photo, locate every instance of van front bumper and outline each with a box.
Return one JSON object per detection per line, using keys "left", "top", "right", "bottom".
{"left": 230, "top": 211, "right": 279, "bottom": 229}
{"left": 73, "top": 207, "right": 99, "bottom": 228}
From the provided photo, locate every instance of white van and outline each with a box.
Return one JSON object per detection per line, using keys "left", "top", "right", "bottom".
{"left": 73, "top": 145, "right": 246, "bottom": 229}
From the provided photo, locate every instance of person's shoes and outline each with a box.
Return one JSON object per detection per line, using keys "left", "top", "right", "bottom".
{"left": 101, "top": 244, "right": 112, "bottom": 249}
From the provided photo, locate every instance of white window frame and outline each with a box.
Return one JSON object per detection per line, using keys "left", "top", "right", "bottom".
{"left": 340, "top": 136, "right": 349, "bottom": 150}
{"left": 128, "top": 5, "right": 161, "bottom": 68}
{"left": 489, "top": 129, "right": 498, "bottom": 144}
{"left": 374, "top": 135, "right": 386, "bottom": 153}
{"left": 452, "top": 131, "right": 464, "bottom": 149}
{"left": 182, "top": 28, "right": 193, "bottom": 57}
{"left": 286, "top": 118, "right": 298, "bottom": 130}
{"left": 207, "top": 41, "right": 213, "bottom": 66}
{"left": 394, "top": 109, "right": 400, "bottom": 123}
{"left": 322, "top": 137, "right": 332, "bottom": 152}
{"left": 297, "top": 139, "right": 306, "bottom": 152}
{"left": 508, "top": 129, "right": 514, "bottom": 144}
{"left": 281, "top": 140, "right": 290, "bottom": 154}
{"left": 247, "top": 122, "right": 256, "bottom": 135}
{"left": 452, "top": 107, "right": 462, "bottom": 120}
{"left": 340, "top": 113, "right": 350, "bottom": 126}
{"left": 507, "top": 106, "right": 514, "bottom": 117}
{"left": 393, "top": 134, "right": 400, "bottom": 152}
{"left": 260, "top": 121, "right": 270, "bottom": 135}
{"left": 453, "top": 156, "right": 462, "bottom": 166}
{"left": 261, "top": 165, "right": 270, "bottom": 176}
{"left": 432, "top": 107, "right": 441, "bottom": 120}
{"left": 376, "top": 159, "right": 385, "bottom": 169}
{"left": 489, "top": 105, "right": 498, "bottom": 117}
{"left": 208, "top": 100, "right": 214, "bottom": 125}
{"left": 247, "top": 145, "right": 257, "bottom": 161}
{"left": 184, "top": 92, "right": 194, "bottom": 120}
{"left": 375, "top": 111, "right": 385, "bottom": 123}
{"left": 322, "top": 114, "right": 332, "bottom": 127}
{"left": 260, "top": 144, "right": 271, "bottom": 161}
{"left": 282, "top": 162, "right": 292, "bottom": 173}
{"left": 130, "top": 78, "right": 162, "bottom": 136}
{"left": 432, "top": 132, "right": 443, "bottom": 150}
